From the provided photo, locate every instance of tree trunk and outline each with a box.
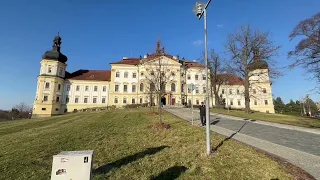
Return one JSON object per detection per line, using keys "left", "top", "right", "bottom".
{"left": 244, "top": 76, "right": 250, "bottom": 113}
{"left": 210, "top": 82, "right": 214, "bottom": 107}
{"left": 159, "top": 92, "right": 162, "bottom": 123}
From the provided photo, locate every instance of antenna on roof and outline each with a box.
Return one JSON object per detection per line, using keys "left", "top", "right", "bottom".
{"left": 58, "top": 28, "right": 60, "bottom": 37}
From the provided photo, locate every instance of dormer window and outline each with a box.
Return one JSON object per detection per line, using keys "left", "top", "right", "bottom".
{"left": 89, "top": 75, "right": 95, "bottom": 79}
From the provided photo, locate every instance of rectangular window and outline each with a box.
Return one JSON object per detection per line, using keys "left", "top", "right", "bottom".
{"left": 187, "top": 75, "right": 191, "bottom": 80}
{"left": 75, "top": 97, "right": 79, "bottom": 103}
{"left": 132, "top": 98, "right": 135, "bottom": 104}
{"left": 195, "top": 75, "right": 199, "bottom": 80}
{"left": 202, "top": 75, "right": 206, "bottom": 80}
{"left": 203, "top": 87, "right": 206, "bottom": 93}
{"left": 116, "top": 72, "right": 120, "bottom": 78}
{"left": 114, "top": 97, "right": 118, "bottom": 104}
{"left": 238, "top": 100, "right": 241, "bottom": 106}
{"left": 55, "top": 108, "right": 59, "bottom": 111}
{"left": 237, "top": 89, "right": 240, "bottom": 95}
{"left": 196, "top": 100, "right": 199, "bottom": 105}
{"left": 229, "top": 89, "right": 232, "bottom": 95}
{"left": 85, "top": 86, "right": 89, "bottom": 91}
{"left": 58, "top": 84, "right": 61, "bottom": 91}
{"left": 103, "top": 86, "right": 106, "bottom": 92}
{"left": 124, "top": 85, "right": 128, "bottom": 92}
{"left": 265, "top": 100, "right": 268, "bottom": 105}
{"left": 140, "top": 98, "right": 143, "bottom": 104}
{"left": 66, "top": 96, "right": 69, "bottom": 103}
{"left": 43, "top": 95, "right": 48, "bottom": 102}
{"left": 124, "top": 72, "right": 128, "bottom": 78}
{"left": 59, "top": 67, "right": 63, "bottom": 76}
{"left": 84, "top": 97, "right": 88, "bottom": 103}
{"left": 230, "top": 99, "right": 233, "bottom": 106}
{"left": 115, "top": 85, "right": 119, "bottom": 92}
{"left": 42, "top": 108, "right": 46, "bottom": 111}
{"left": 67, "top": 85, "right": 70, "bottom": 91}
{"left": 253, "top": 89, "right": 256, "bottom": 94}
{"left": 254, "top": 100, "right": 258, "bottom": 105}
{"left": 94, "top": 86, "right": 98, "bottom": 91}
{"left": 102, "top": 97, "right": 106, "bottom": 103}
{"left": 141, "top": 72, "right": 144, "bottom": 76}
{"left": 222, "top": 89, "right": 225, "bottom": 94}
{"left": 123, "top": 98, "right": 127, "bottom": 104}
{"left": 56, "top": 96, "right": 60, "bottom": 102}
{"left": 48, "top": 67, "right": 52, "bottom": 73}
{"left": 93, "top": 97, "right": 97, "bottom": 103}
{"left": 132, "top": 85, "right": 136, "bottom": 92}
{"left": 196, "top": 87, "right": 199, "bottom": 94}
{"left": 76, "top": 86, "right": 80, "bottom": 91}
{"left": 45, "top": 82, "right": 50, "bottom": 89}
{"left": 133, "top": 73, "right": 137, "bottom": 78}
{"left": 188, "top": 88, "right": 191, "bottom": 93}
{"left": 263, "top": 88, "right": 267, "bottom": 94}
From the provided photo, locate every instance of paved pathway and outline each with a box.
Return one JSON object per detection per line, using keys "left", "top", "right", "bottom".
{"left": 164, "top": 106, "right": 320, "bottom": 179}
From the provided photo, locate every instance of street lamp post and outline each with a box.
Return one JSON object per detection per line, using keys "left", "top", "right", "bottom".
{"left": 193, "top": 0, "right": 212, "bottom": 155}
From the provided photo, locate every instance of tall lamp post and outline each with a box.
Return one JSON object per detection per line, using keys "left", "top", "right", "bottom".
{"left": 193, "top": 0, "right": 212, "bottom": 155}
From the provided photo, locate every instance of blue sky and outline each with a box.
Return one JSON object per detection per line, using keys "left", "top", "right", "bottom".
{"left": 0, "top": 0, "right": 319, "bottom": 110}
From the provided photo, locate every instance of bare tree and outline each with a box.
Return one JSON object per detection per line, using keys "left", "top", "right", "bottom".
{"left": 199, "top": 49, "right": 232, "bottom": 108}
{"left": 226, "top": 24, "right": 280, "bottom": 113}
{"left": 13, "top": 102, "right": 31, "bottom": 113}
{"left": 144, "top": 56, "right": 175, "bottom": 123}
{"left": 289, "top": 12, "right": 320, "bottom": 90}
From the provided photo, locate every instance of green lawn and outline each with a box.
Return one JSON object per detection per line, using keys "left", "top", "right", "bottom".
{"left": 211, "top": 108, "right": 320, "bottom": 128}
{"left": 0, "top": 108, "right": 293, "bottom": 179}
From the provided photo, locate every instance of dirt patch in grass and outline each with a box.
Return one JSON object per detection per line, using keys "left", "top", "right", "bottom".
{"left": 151, "top": 123, "right": 171, "bottom": 130}
{"left": 147, "top": 111, "right": 159, "bottom": 116}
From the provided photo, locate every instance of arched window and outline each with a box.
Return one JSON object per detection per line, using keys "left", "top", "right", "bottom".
{"left": 171, "top": 83, "right": 176, "bottom": 92}
{"left": 140, "top": 83, "right": 144, "bottom": 92}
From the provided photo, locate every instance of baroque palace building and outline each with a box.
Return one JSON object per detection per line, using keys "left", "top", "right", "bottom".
{"left": 32, "top": 36, "right": 275, "bottom": 117}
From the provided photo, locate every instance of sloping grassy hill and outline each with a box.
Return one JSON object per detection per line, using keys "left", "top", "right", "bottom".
{"left": 0, "top": 108, "right": 293, "bottom": 179}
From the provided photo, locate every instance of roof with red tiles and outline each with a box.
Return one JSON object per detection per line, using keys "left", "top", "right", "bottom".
{"left": 217, "top": 74, "right": 244, "bottom": 85}
{"left": 110, "top": 58, "right": 141, "bottom": 65}
{"left": 66, "top": 70, "right": 111, "bottom": 81}
{"left": 184, "top": 61, "right": 205, "bottom": 68}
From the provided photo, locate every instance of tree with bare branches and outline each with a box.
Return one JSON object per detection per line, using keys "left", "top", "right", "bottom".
{"left": 199, "top": 49, "right": 231, "bottom": 108}
{"left": 144, "top": 56, "right": 175, "bottom": 123}
{"left": 226, "top": 24, "right": 280, "bottom": 113}
{"left": 288, "top": 12, "right": 320, "bottom": 90}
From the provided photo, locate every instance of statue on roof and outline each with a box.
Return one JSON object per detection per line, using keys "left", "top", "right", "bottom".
{"left": 52, "top": 35, "right": 62, "bottom": 52}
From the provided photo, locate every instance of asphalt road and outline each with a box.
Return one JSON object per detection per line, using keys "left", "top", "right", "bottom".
{"left": 165, "top": 107, "right": 320, "bottom": 157}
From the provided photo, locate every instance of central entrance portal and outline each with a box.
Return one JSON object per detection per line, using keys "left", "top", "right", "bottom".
{"left": 161, "top": 96, "right": 166, "bottom": 106}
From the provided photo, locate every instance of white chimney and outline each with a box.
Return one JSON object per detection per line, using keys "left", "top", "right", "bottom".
{"left": 123, "top": 57, "right": 128, "bottom": 60}
{"left": 143, "top": 55, "right": 147, "bottom": 58}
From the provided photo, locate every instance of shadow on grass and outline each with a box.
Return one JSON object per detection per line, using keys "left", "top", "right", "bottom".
{"left": 212, "top": 121, "right": 248, "bottom": 153}
{"left": 151, "top": 166, "right": 188, "bottom": 180}
{"left": 94, "top": 146, "right": 169, "bottom": 175}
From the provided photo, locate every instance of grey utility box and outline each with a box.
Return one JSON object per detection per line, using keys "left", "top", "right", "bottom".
{"left": 51, "top": 150, "right": 94, "bottom": 180}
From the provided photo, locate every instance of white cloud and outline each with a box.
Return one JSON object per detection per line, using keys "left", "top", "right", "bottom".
{"left": 216, "top": 24, "right": 223, "bottom": 28}
{"left": 192, "top": 40, "right": 203, "bottom": 46}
